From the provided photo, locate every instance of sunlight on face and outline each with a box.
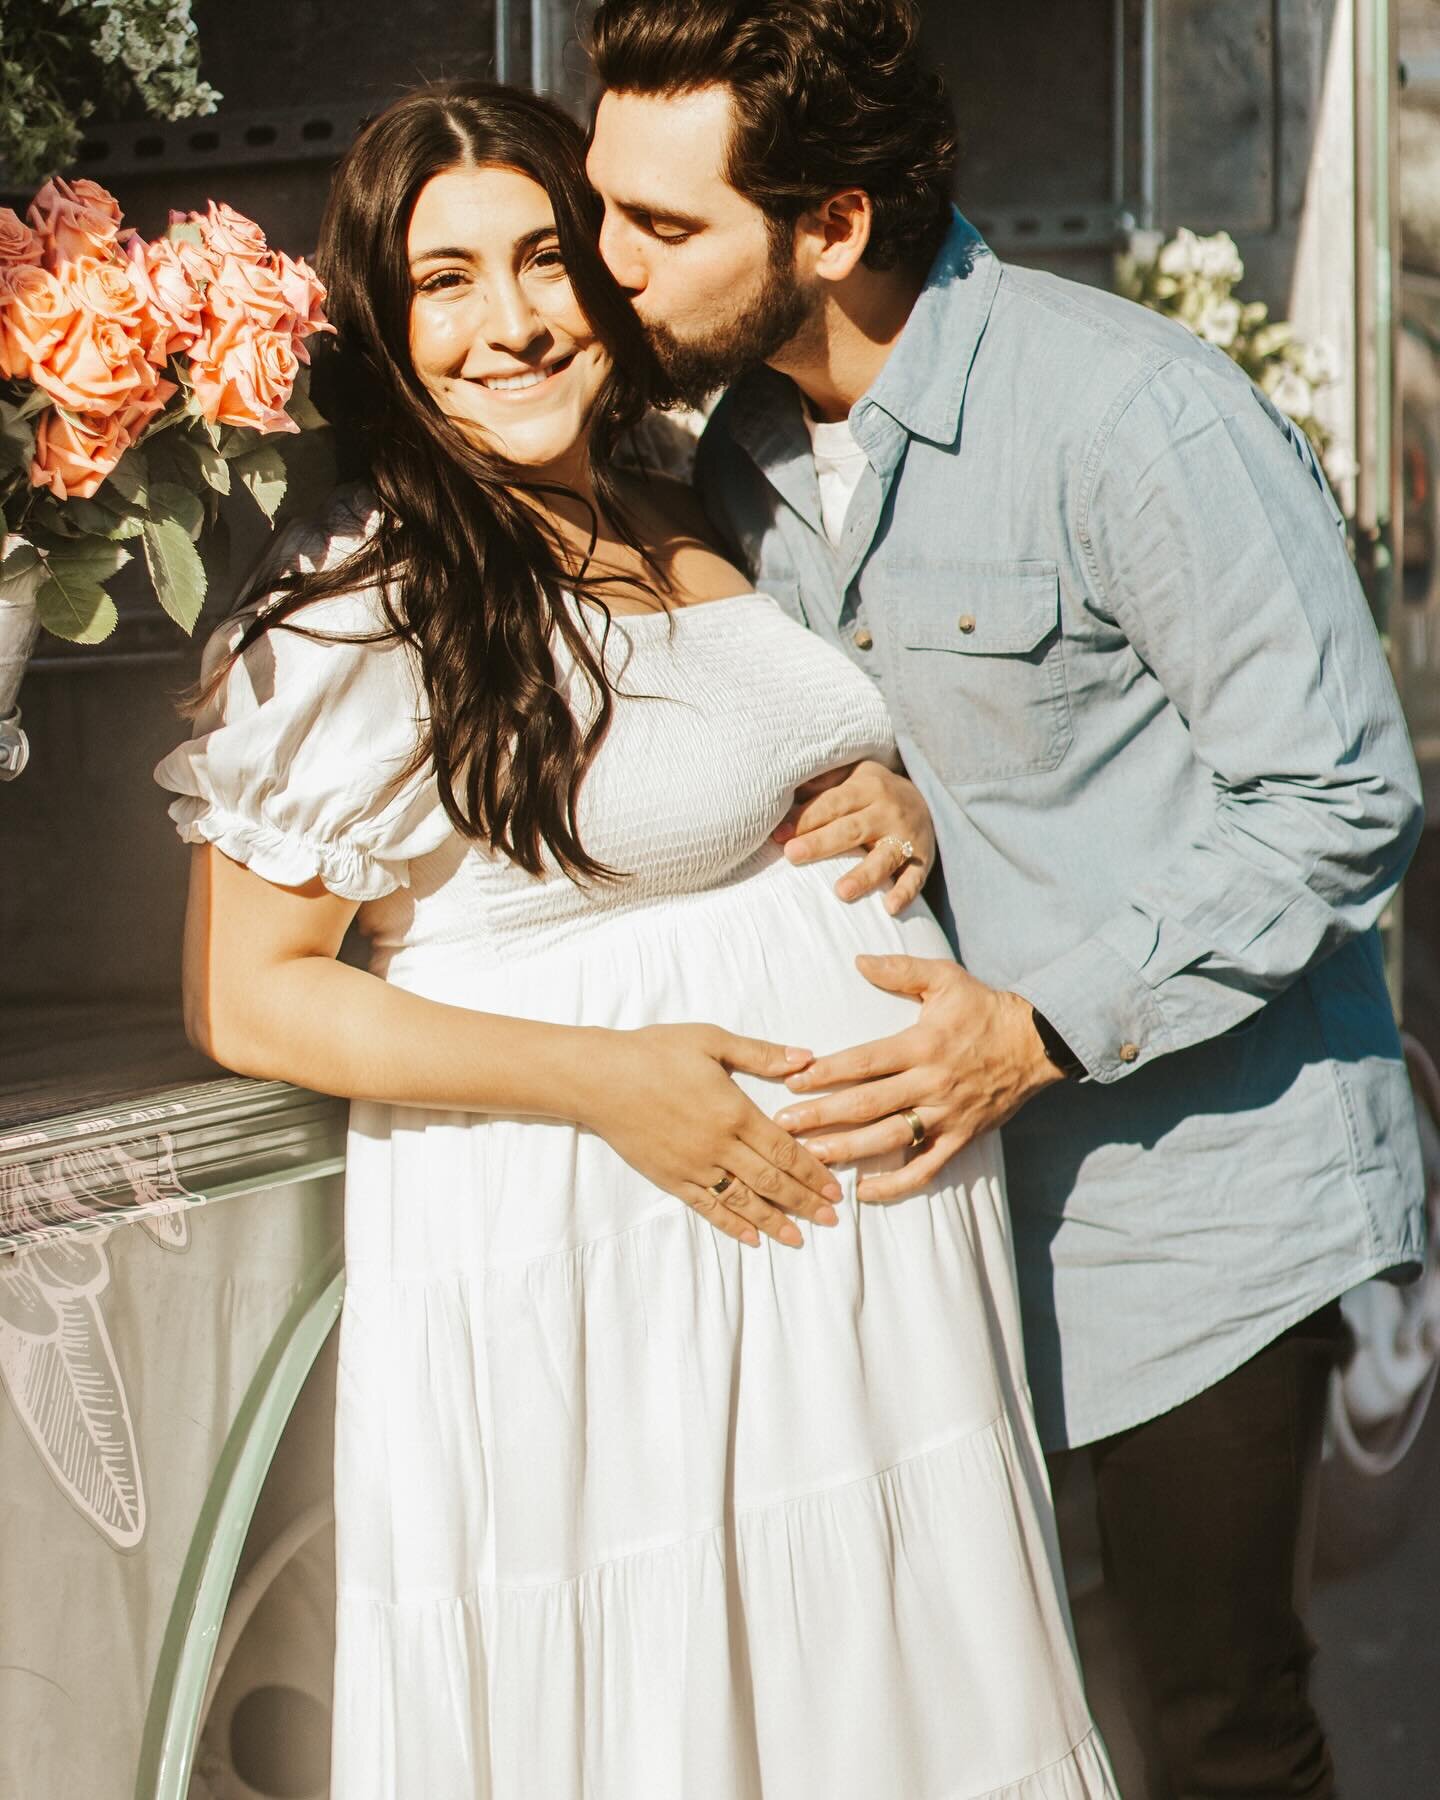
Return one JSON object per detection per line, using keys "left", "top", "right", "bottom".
{"left": 586, "top": 87, "right": 780, "bottom": 346}
{"left": 407, "top": 164, "right": 611, "bottom": 472}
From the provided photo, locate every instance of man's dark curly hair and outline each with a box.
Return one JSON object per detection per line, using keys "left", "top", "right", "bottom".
{"left": 590, "top": 0, "right": 957, "bottom": 275}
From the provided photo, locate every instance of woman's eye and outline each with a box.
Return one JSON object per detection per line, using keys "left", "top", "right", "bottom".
{"left": 417, "top": 271, "right": 466, "bottom": 295}
{"left": 531, "top": 248, "right": 567, "bottom": 273}
{"left": 652, "top": 227, "right": 691, "bottom": 245}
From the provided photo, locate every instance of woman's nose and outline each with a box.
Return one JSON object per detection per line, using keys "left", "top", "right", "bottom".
{"left": 480, "top": 279, "right": 545, "bottom": 356}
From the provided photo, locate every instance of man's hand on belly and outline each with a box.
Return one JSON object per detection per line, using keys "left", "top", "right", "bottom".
{"left": 772, "top": 958, "right": 1065, "bottom": 1202}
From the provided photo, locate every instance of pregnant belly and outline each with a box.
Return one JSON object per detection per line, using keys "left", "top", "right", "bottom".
{"left": 385, "top": 851, "right": 949, "bottom": 1060}
{"left": 350, "top": 854, "right": 986, "bottom": 1271}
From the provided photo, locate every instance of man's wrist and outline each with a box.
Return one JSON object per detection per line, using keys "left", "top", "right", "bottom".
{"left": 1027, "top": 1004, "right": 1085, "bottom": 1082}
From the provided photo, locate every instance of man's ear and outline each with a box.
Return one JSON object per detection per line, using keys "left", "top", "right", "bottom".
{"left": 802, "top": 190, "right": 874, "bottom": 283}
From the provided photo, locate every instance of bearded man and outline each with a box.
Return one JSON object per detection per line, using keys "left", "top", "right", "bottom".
{"left": 585, "top": 4, "right": 1426, "bottom": 1796}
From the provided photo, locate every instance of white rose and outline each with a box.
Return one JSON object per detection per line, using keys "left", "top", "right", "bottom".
{"left": 1196, "top": 297, "right": 1242, "bottom": 347}
{"left": 1157, "top": 228, "right": 1200, "bottom": 278}
{"left": 94, "top": 15, "right": 125, "bottom": 59}
{"left": 1265, "top": 367, "right": 1315, "bottom": 420}
{"left": 1299, "top": 340, "right": 1338, "bottom": 387}
{"left": 1253, "top": 321, "right": 1294, "bottom": 357}
{"left": 1127, "top": 229, "right": 1165, "bottom": 268}
{"left": 1196, "top": 232, "right": 1245, "bottom": 284}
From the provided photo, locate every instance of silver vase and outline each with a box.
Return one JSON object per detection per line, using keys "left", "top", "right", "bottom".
{"left": 0, "top": 538, "right": 44, "bottom": 780}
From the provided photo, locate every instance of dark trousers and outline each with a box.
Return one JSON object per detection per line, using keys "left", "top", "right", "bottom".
{"left": 1086, "top": 1302, "right": 1346, "bottom": 1799}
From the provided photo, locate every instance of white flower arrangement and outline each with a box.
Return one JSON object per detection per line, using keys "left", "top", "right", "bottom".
{"left": 85, "top": 0, "right": 220, "bottom": 120}
{"left": 0, "top": 0, "right": 219, "bottom": 186}
{"left": 1116, "top": 227, "right": 1335, "bottom": 459}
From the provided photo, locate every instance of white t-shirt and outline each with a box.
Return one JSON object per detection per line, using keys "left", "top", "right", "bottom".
{"left": 802, "top": 408, "right": 869, "bottom": 547}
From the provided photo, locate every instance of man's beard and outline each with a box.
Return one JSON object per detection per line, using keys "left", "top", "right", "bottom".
{"left": 644, "top": 225, "right": 818, "bottom": 407}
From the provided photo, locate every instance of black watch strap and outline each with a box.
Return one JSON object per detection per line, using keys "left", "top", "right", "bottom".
{"left": 1031, "top": 1008, "right": 1084, "bottom": 1080}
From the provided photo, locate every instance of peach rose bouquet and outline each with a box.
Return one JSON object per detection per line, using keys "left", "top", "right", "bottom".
{"left": 0, "top": 176, "right": 331, "bottom": 645}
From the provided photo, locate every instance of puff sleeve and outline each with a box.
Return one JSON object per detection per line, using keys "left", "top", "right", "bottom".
{"left": 154, "top": 520, "right": 450, "bottom": 902}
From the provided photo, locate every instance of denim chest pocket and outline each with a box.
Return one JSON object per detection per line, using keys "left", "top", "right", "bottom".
{"left": 889, "top": 560, "right": 1072, "bottom": 783}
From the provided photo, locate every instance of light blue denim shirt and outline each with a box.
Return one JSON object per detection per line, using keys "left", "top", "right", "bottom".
{"left": 696, "top": 211, "right": 1427, "bottom": 1449}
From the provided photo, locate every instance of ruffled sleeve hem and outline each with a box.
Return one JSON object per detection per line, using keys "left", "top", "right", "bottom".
{"left": 168, "top": 796, "right": 406, "bottom": 903}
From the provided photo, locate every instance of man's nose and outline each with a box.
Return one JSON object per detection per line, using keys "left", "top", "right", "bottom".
{"left": 598, "top": 211, "right": 646, "bottom": 296}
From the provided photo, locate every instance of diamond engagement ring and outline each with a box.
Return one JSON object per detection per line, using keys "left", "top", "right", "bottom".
{"left": 878, "top": 834, "right": 915, "bottom": 868}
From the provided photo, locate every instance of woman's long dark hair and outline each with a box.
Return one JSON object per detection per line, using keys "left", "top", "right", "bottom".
{"left": 197, "top": 82, "right": 666, "bottom": 882}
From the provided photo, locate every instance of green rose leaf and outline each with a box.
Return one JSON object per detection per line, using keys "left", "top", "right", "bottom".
{"left": 62, "top": 496, "right": 128, "bottom": 536}
{"left": 14, "top": 387, "right": 52, "bottom": 422}
{"left": 105, "top": 448, "right": 150, "bottom": 509}
{"left": 230, "top": 442, "right": 288, "bottom": 520}
{"left": 193, "top": 437, "right": 232, "bottom": 496}
{"left": 145, "top": 428, "right": 205, "bottom": 495}
{"left": 34, "top": 540, "right": 130, "bottom": 644}
{"left": 35, "top": 538, "right": 131, "bottom": 582}
{"left": 36, "top": 577, "right": 120, "bottom": 644}
{"left": 1, "top": 540, "right": 42, "bottom": 582}
{"left": 141, "top": 516, "right": 207, "bottom": 633}
{"left": 148, "top": 479, "right": 207, "bottom": 541}
{"left": 0, "top": 398, "right": 37, "bottom": 474}
{"left": 285, "top": 370, "right": 327, "bottom": 432}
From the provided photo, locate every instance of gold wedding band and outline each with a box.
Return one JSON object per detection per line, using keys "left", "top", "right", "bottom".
{"left": 878, "top": 834, "right": 916, "bottom": 869}
{"left": 902, "top": 1109, "right": 926, "bottom": 1149}
{"left": 708, "top": 1173, "right": 736, "bottom": 1197}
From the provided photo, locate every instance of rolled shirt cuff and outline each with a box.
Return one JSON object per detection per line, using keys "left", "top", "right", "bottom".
{"left": 1009, "top": 934, "right": 1171, "bottom": 1085}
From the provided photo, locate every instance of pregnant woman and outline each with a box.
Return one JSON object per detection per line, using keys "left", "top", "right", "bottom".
{"left": 156, "top": 82, "right": 1114, "bottom": 1800}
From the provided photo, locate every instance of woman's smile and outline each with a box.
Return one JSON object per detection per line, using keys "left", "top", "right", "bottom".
{"left": 475, "top": 349, "right": 578, "bottom": 393}
{"left": 407, "top": 165, "right": 610, "bottom": 471}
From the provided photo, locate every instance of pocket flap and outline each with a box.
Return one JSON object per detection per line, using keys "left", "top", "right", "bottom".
{"left": 901, "top": 563, "right": 1059, "bottom": 656}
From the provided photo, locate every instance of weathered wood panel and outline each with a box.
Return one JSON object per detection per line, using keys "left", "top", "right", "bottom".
{"left": 1155, "top": 0, "right": 1280, "bottom": 231}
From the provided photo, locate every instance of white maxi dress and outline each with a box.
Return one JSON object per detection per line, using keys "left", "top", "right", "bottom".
{"left": 157, "top": 529, "right": 1116, "bottom": 1800}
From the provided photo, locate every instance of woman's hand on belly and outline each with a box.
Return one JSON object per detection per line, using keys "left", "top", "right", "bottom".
{"left": 573, "top": 1024, "right": 844, "bottom": 1249}
{"left": 772, "top": 760, "right": 935, "bottom": 915}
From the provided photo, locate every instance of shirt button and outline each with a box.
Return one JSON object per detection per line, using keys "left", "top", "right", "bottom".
{"left": 853, "top": 626, "right": 874, "bottom": 651}
{"left": 957, "top": 613, "right": 976, "bottom": 634}
{"left": 1118, "top": 1042, "right": 1140, "bottom": 1064}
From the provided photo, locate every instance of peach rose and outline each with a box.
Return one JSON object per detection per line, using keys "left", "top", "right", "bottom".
{"left": 275, "top": 251, "right": 333, "bottom": 356}
{"left": 125, "top": 234, "right": 205, "bottom": 364}
{"left": 195, "top": 200, "right": 270, "bottom": 267}
{"left": 26, "top": 265, "right": 160, "bottom": 418}
{"left": 30, "top": 383, "right": 175, "bottom": 501}
{"left": 68, "top": 256, "right": 145, "bottom": 331}
{"left": 189, "top": 299, "right": 301, "bottom": 432}
{"left": 0, "top": 264, "right": 78, "bottom": 381}
{"left": 203, "top": 248, "right": 292, "bottom": 332}
{"left": 27, "top": 178, "right": 124, "bottom": 267}
{"left": 0, "top": 208, "right": 42, "bottom": 266}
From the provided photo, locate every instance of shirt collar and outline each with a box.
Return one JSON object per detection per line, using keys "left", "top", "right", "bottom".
{"left": 723, "top": 365, "right": 822, "bottom": 532}
{"left": 859, "top": 210, "right": 999, "bottom": 445}
{"left": 722, "top": 209, "right": 999, "bottom": 470}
